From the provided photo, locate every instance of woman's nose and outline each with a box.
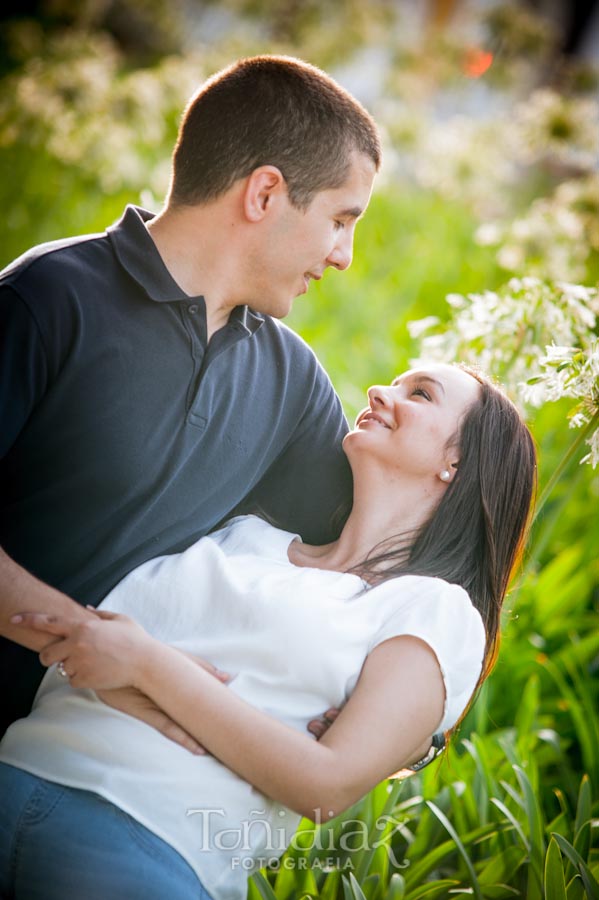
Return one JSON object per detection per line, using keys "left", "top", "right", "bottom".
{"left": 367, "top": 385, "right": 392, "bottom": 409}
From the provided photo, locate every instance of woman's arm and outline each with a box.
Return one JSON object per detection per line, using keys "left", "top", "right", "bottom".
{"left": 14, "top": 611, "right": 445, "bottom": 821}
{"left": 139, "top": 634, "right": 444, "bottom": 821}
{"left": 8, "top": 602, "right": 228, "bottom": 755}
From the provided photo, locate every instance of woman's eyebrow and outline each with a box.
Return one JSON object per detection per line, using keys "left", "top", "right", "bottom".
{"left": 418, "top": 376, "right": 445, "bottom": 395}
{"left": 393, "top": 375, "right": 446, "bottom": 395}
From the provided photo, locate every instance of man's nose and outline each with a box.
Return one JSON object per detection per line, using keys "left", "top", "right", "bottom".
{"left": 327, "top": 230, "right": 354, "bottom": 271}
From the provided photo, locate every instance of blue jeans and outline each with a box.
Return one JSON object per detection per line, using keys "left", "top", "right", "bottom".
{"left": 0, "top": 763, "right": 212, "bottom": 899}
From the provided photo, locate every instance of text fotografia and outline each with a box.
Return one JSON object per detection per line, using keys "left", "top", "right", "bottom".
{"left": 186, "top": 807, "right": 410, "bottom": 870}
{"left": 233, "top": 855, "right": 357, "bottom": 872}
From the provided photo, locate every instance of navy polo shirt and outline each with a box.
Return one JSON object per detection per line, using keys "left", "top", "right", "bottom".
{"left": 0, "top": 205, "right": 353, "bottom": 732}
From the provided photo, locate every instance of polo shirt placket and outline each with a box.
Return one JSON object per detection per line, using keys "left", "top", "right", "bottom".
{"left": 183, "top": 296, "right": 209, "bottom": 430}
{"left": 183, "top": 302, "right": 259, "bottom": 431}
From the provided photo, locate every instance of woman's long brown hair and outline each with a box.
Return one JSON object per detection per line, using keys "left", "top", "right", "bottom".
{"left": 351, "top": 367, "right": 537, "bottom": 698}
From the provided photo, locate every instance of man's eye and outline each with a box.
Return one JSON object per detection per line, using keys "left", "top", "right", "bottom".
{"left": 334, "top": 220, "right": 345, "bottom": 230}
{"left": 412, "top": 387, "right": 431, "bottom": 401}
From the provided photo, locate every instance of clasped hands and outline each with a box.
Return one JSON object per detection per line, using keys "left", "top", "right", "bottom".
{"left": 12, "top": 608, "right": 161, "bottom": 690}
{"left": 11, "top": 609, "right": 340, "bottom": 747}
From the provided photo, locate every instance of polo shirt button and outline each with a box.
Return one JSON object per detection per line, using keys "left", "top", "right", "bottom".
{"left": 188, "top": 304, "right": 198, "bottom": 315}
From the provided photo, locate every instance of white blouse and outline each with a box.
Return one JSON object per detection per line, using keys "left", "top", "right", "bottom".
{"left": 0, "top": 515, "right": 485, "bottom": 900}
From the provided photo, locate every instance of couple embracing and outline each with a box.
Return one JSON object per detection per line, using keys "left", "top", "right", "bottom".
{"left": 0, "top": 55, "right": 535, "bottom": 900}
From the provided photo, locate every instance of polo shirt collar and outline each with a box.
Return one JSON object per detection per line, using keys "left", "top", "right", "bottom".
{"left": 108, "top": 205, "right": 187, "bottom": 303}
{"left": 232, "top": 304, "right": 265, "bottom": 335}
{"left": 107, "top": 204, "right": 264, "bottom": 335}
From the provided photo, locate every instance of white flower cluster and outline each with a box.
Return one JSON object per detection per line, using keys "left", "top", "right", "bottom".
{"left": 475, "top": 174, "right": 599, "bottom": 281}
{"left": 409, "top": 277, "right": 599, "bottom": 465}
{"left": 380, "top": 79, "right": 598, "bottom": 280}
{"left": 408, "top": 115, "right": 518, "bottom": 219}
{"left": 525, "top": 341, "right": 599, "bottom": 467}
{"left": 0, "top": 31, "right": 207, "bottom": 195}
{"left": 508, "top": 88, "right": 599, "bottom": 172}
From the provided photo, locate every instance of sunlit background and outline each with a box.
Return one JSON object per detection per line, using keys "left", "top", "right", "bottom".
{"left": 1, "top": 1, "right": 598, "bottom": 895}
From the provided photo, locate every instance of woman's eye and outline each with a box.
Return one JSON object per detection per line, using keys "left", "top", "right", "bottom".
{"left": 334, "top": 220, "right": 345, "bottom": 230}
{"left": 412, "top": 387, "right": 431, "bottom": 401}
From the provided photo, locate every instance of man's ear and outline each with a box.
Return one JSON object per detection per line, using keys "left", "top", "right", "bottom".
{"left": 243, "top": 166, "right": 286, "bottom": 222}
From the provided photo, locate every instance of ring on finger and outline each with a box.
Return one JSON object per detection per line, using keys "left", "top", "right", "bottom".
{"left": 57, "top": 661, "right": 69, "bottom": 679}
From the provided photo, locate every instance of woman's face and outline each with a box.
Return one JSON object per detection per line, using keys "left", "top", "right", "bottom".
{"left": 345, "top": 364, "right": 481, "bottom": 482}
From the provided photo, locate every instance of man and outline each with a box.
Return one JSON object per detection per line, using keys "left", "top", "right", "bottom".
{"left": 0, "top": 55, "right": 381, "bottom": 737}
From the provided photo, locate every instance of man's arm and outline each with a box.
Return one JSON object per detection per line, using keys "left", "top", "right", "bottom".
{"left": 0, "top": 279, "right": 86, "bottom": 649}
{"left": 1, "top": 552, "right": 215, "bottom": 753}
{"left": 237, "top": 347, "right": 353, "bottom": 545}
{"left": 0, "top": 547, "right": 92, "bottom": 650}
{"left": 16, "top": 611, "right": 444, "bottom": 820}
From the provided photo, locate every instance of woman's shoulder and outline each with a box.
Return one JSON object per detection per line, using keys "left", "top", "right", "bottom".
{"left": 370, "top": 573, "right": 472, "bottom": 607}
{"left": 368, "top": 574, "right": 483, "bottom": 643}
{"left": 367, "top": 574, "right": 486, "bottom": 732}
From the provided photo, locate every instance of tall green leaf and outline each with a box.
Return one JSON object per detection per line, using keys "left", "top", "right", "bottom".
{"left": 545, "top": 837, "right": 568, "bottom": 900}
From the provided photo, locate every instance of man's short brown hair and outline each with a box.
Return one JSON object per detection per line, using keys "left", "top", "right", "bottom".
{"left": 169, "top": 55, "right": 382, "bottom": 210}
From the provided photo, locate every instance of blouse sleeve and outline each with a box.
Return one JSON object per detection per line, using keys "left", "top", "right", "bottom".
{"left": 367, "top": 576, "right": 486, "bottom": 732}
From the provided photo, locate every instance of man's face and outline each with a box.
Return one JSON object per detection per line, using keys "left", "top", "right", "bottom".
{"left": 246, "top": 151, "right": 377, "bottom": 318}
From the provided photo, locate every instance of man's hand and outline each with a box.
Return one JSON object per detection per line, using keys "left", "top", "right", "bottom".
{"left": 0, "top": 544, "right": 97, "bottom": 652}
{"left": 96, "top": 686, "right": 208, "bottom": 755}
{"left": 12, "top": 608, "right": 232, "bottom": 754}
{"left": 13, "top": 609, "right": 230, "bottom": 688}
{"left": 91, "top": 650, "right": 230, "bottom": 756}
{"left": 11, "top": 609, "right": 152, "bottom": 690}
{"left": 96, "top": 650, "right": 230, "bottom": 755}
{"left": 83, "top": 649, "right": 232, "bottom": 757}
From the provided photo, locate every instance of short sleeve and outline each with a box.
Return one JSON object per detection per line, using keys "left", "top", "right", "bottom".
{"left": 0, "top": 284, "right": 48, "bottom": 459}
{"left": 234, "top": 350, "right": 353, "bottom": 545}
{"left": 367, "top": 576, "right": 486, "bottom": 732}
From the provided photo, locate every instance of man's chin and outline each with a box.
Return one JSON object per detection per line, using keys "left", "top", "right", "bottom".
{"left": 268, "top": 297, "right": 295, "bottom": 319}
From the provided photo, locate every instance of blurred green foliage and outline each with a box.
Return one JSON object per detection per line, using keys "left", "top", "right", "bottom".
{"left": 287, "top": 188, "right": 505, "bottom": 418}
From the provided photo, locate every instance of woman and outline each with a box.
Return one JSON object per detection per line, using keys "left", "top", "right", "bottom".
{"left": 0, "top": 363, "right": 536, "bottom": 900}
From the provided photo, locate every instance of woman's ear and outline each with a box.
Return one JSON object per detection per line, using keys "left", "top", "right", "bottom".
{"left": 243, "top": 166, "right": 286, "bottom": 222}
{"left": 438, "top": 461, "right": 459, "bottom": 484}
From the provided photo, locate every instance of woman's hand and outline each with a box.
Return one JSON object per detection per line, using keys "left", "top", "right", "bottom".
{"left": 11, "top": 608, "right": 153, "bottom": 690}
{"left": 307, "top": 706, "right": 340, "bottom": 739}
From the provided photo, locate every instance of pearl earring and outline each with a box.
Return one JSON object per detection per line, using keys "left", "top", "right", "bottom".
{"left": 439, "top": 469, "right": 451, "bottom": 482}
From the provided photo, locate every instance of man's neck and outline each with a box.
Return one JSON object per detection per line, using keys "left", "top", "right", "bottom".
{"left": 146, "top": 203, "right": 241, "bottom": 339}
